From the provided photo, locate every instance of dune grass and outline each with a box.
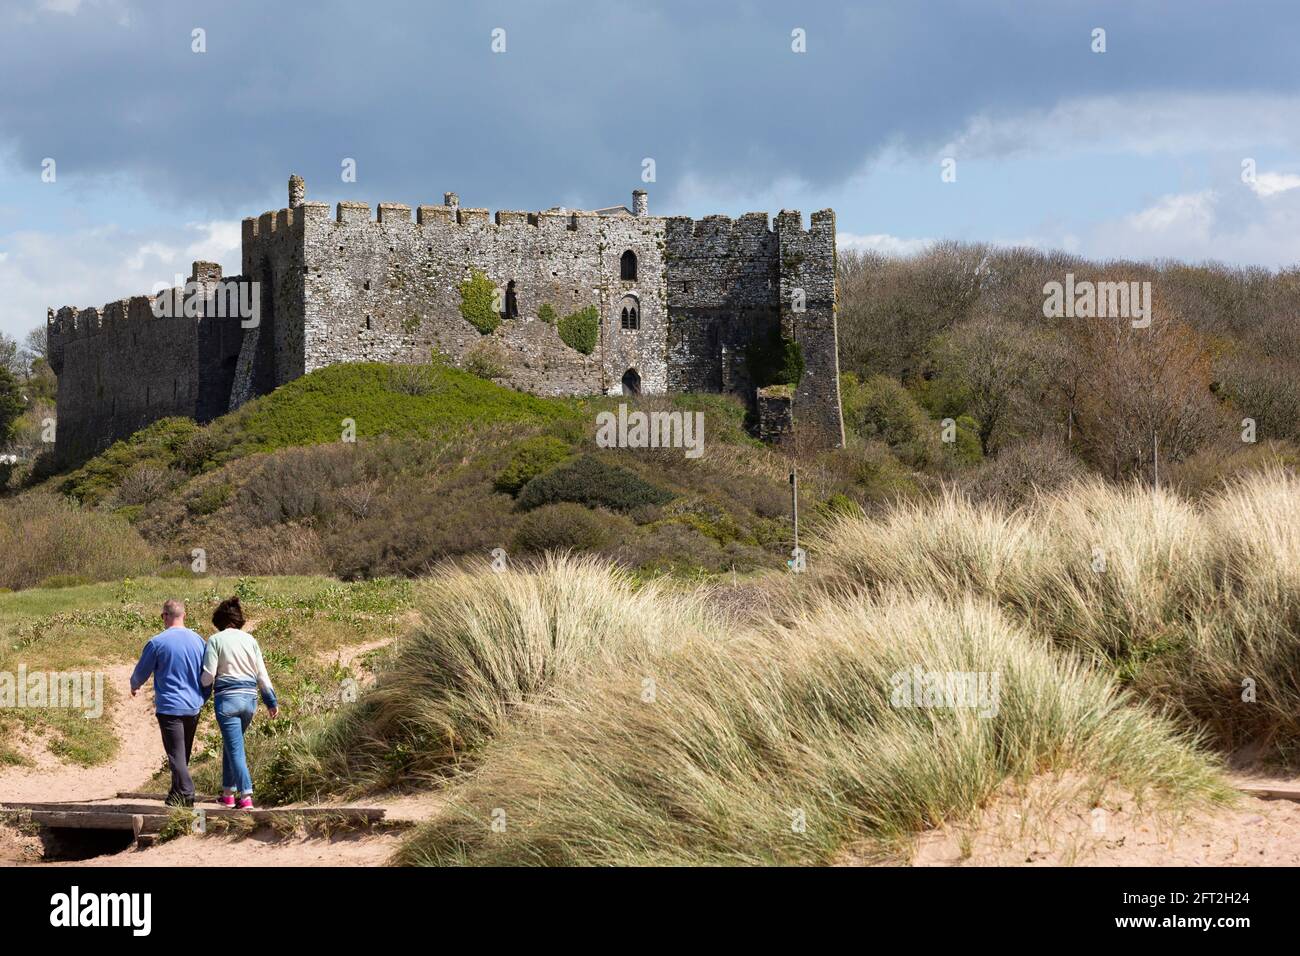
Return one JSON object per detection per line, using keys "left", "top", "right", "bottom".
{"left": 396, "top": 592, "right": 1226, "bottom": 866}
{"left": 812, "top": 469, "right": 1300, "bottom": 756}
{"left": 269, "top": 554, "right": 728, "bottom": 799}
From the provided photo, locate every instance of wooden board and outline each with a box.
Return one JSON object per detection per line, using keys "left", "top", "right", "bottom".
{"left": 1238, "top": 785, "right": 1300, "bottom": 802}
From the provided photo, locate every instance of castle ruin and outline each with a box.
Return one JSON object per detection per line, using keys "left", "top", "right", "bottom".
{"left": 46, "top": 176, "right": 844, "bottom": 467}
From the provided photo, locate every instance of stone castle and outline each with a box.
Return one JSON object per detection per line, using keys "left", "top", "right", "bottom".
{"left": 46, "top": 175, "right": 843, "bottom": 466}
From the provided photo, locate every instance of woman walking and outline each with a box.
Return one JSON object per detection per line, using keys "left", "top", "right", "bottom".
{"left": 200, "top": 596, "right": 278, "bottom": 809}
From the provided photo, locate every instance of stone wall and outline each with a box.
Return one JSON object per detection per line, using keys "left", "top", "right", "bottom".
{"left": 46, "top": 176, "right": 844, "bottom": 468}
{"left": 46, "top": 265, "right": 248, "bottom": 466}
{"left": 293, "top": 199, "right": 668, "bottom": 398}
{"left": 777, "top": 209, "right": 845, "bottom": 447}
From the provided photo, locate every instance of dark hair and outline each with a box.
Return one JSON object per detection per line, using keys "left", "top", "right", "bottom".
{"left": 212, "top": 596, "right": 246, "bottom": 631}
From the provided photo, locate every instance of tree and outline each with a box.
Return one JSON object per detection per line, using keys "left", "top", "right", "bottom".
{"left": 22, "top": 325, "right": 48, "bottom": 365}
{"left": 0, "top": 332, "right": 21, "bottom": 378}
{"left": 1063, "top": 303, "right": 1223, "bottom": 481}
{"left": 929, "top": 313, "right": 1052, "bottom": 455}
{"left": 0, "top": 366, "right": 23, "bottom": 445}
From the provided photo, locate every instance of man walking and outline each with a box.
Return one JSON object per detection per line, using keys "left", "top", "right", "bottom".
{"left": 130, "top": 600, "right": 209, "bottom": 807}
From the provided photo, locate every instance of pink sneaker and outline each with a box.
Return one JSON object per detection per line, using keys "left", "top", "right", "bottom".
{"left": 237, "top": 796, "right": 254, "bottom": 811}
{"left": 218, "top": 794, "right": 236, "bottom": 808}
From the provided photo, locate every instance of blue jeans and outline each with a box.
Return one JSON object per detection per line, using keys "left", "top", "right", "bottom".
{"left": 215, "top": 693, "right": 257, "bottom": 794}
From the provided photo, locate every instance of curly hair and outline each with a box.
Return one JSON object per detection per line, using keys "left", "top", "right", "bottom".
{"left": 212, "top": 596, "right": 246, "bottom": 631}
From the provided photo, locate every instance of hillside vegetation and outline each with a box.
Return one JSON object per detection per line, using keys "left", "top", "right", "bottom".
{"left": 2, "top": 359, "right": 867, "bottom": 590}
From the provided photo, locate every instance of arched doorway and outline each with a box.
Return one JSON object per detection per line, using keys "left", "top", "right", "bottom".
{"left": 621, "top": 368, "right": 641, "bottom": 395}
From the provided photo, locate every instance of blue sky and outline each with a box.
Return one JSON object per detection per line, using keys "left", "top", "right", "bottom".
{"left": 2, "top": 0, "right": 1300, "bottom": 340}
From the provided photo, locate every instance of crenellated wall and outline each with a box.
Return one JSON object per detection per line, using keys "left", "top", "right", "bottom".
{"left": 294, "top": 199, "right": 670, "bottom": 397}
{"left": 47, "top": 263, "right": 248, "bottom": 466}
{"left": 46, "top": 175, "right": 843, "bottom": 468}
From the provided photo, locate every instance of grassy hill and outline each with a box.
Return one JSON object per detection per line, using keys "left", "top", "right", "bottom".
{"left": 5, "top": 358, "right": 861, "bottom": 590}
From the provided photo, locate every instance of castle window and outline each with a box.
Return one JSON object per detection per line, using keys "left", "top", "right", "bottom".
{"left": 620, "top": 250, "right": 637, "bottom": 281}
{"left": 619, "top": 295, "right": 640, "bottom": 331}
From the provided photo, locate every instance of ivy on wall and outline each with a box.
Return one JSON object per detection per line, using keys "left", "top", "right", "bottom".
{"left": 459, "top": 269, "right": 501, "bottom": 335}
{"left": 558, "top": 305, "right": 599, "bottom": 355}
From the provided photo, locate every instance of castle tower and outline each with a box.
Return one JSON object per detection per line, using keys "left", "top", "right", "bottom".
{"left": 288, "top": 174, "right": 306, "bottom": 208}
{"left": 632, "top": 189, "right": 648, "bottom": 217}
{"left": 444, "top": 192, "right": 459, "bottom": 210}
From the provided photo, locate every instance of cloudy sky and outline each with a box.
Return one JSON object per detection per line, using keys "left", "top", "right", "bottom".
{"left": 2, "top": 0, "right": 1299, "bottom": 340}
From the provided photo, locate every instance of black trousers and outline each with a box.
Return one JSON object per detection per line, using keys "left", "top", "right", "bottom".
{"left": 156, "top": 713, "right": 200, "bottom": 800}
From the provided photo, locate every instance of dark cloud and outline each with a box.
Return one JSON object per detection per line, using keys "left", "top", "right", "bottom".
{"left": 0, "top": 0, "right": 1298, "bottom": 214}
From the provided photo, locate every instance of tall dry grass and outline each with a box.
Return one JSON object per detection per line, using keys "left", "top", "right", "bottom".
{"left": 0, "top": 493, "right": 157, "bottom": 590}
{"left": 813, "top": 469, "right": 1300, "bottom": 754}
{"left": 271, "top": 553, "right": 727, "bottom": 797}
{"left": 397, "top": 593, "right": 1224, "bottom": 866}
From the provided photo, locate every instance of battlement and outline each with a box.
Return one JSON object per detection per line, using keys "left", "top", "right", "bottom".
{"left": 47, "top": 173, "right": 843, "bottom": 467}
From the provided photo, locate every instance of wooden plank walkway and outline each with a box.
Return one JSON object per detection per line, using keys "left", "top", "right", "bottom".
{"left": 0, "top": 793, "right": 406, "bottom": 850}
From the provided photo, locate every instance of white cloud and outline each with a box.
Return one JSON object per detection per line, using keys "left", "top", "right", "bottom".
{"left": 1249, "top": 171, "right": 1300, "bottom": 198}
{"left": 838, "top": 231, "right": 933, "bottom": 256}
{"left": 1123, "top": 190, "right": 1216, "bottom": 238}
{"left": 1055, "top": 185, "right": 1300, "bottom": 267}
{"left": 0, "top": 220, "right": 243, "bottom": 339}
{"left": 939, "top": 92, "right": 1300, "bottom": 160}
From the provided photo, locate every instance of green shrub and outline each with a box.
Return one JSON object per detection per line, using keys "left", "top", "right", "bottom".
{"left": 60, "top": 417, "right": 204, "bottom": 506}
{"left": 517, "top": 454, "right": 674, "bottom": 514}
{"left": 538, "top": 303, "right": 557, "bottom": 326}
{"left": 840, "top": 373, "right": 932, "bottom": 450}
{"left": 558, "top": 306, "right": 599, "bottom": 355}
{"left": 944, "top": 414, "right": 984, "bottom": 466}
{"left": 187, "top": 481, "right": 233, "bottom": 516}
{"left": 513, "top": 503, "right": 619, "bottom": 553}
{"left": 494, "top": 436, "right": 572, "bottom": 496}
{"left": 746, "top": 325, "right": 805, "bottom": 387}
{"left": 458, "top": 269, "right": 500, "bottom": 335}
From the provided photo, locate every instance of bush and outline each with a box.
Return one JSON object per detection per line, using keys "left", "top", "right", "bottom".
{"left": 458, "top": 269, "right": 500, "bottom": 335}
{"left": 114, "top": 465, "right": 184, "bottom": 507}
{"left": 538, "top": 303, "right": 557, "bottom": 325}
{"left": 746, "top": 325, "right": 805, "bottom": 387}
{"left": 493, "top": 436, "right": 572, "bottom": 496}
{"left": 513, "top": 503, "right": 621, "bottom": 553}
{"left": 839, "top": 372, "right": 936, "bottom": 465}
{"left": 961, "top": 438, "right": 1084, "bottom": 507}
{"left": 558, "top": 305, "right": 599, "bottom": 355}
{"left": 387, "top": 364, "right": 439, "bottom": 396}
{"left": 464, "top": 341, "right": 508, "bottom": 380}
{"left": 186, "top": 480, "right": 233, "bottom": 516}
{"left": 236, "top": 446, "right": 360, "bottom": 527}
{"left": 0, "top": 494, "right": 156, "bottom": 590}
{"left": 516, "top": 454, "right": 674, "bottom": 514}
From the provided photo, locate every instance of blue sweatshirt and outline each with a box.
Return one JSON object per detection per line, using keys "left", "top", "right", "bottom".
{"left": 130, "top": 627, "right": 210, "bottom": 716}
